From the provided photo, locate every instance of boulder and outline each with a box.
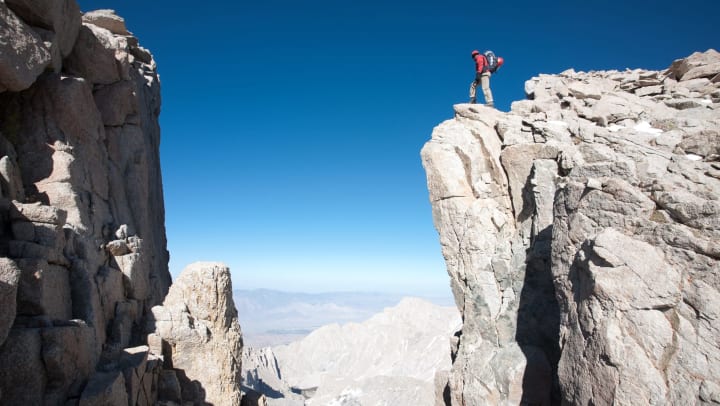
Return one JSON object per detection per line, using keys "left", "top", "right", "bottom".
{"left": 64, "top": 23, "right": 131, "bottom": 85}
{"left": 665, "top": 98, "right": 707, "bottom": 110}
{"left": 105, "top": 239, "right": 130, "bottom": 256}
{"left": 678, "top": 129, "right": 720, "bottom": 157}
{"left": 635, "top": 84, "right": 663, "bottom": 97}
{"left": 82, "top": 9, "right": 131, "bottom": 35}
{"left": 33, "top": 26, "right": 62, "bottom": 72}
{"left": 568, "top": 81, "right": 603, "bottom": 99}
{"left": 0, "top": 2, "right": 51, "bottom": 91}
{"left": 5, "top": 0, "right": 81, "bottom": 57}
{"left": 669, "top": 49, "right": 720, "bottom": 80}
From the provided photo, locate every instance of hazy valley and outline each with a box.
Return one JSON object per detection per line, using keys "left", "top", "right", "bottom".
{"left": 240, "top": 296, "right": 461, "bottom": 405}
{"left": 234, "top": 288, "right": 454, "bottom": 347}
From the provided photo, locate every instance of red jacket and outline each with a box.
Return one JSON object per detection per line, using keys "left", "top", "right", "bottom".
{"left": 474, "top": 54, "right": 487, "bottom": 73}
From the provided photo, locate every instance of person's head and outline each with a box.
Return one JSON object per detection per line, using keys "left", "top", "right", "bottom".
{"left": 471, "top": 50, "right": 480, "bottom": 59}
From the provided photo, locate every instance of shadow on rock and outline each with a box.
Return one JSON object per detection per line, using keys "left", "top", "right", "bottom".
{"left": 516, "top": 225, "right": 561, "bottom": 406}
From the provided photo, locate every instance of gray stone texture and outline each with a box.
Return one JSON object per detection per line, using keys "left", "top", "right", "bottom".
{"left": 0, "top": 328, "right": 45, "bottom": 404}
{"left": 79, "top": 371, "right": 129, "bottom": 406}
{"left": 4, "top": 0, "right": 81, "bottom": 61}
{"left": 15, "top": 258, "right": 72, "bottom": 320}
{"left": 0, "top": 1, "right": 51, "bottom": 91}
{"left": 0, "top": 4, "right": 173, "bottom": 405}
{"left": 82, "top": 9, "right": 131, "bottom": 35}
{"left": 423, "top": 49, "right": 720, "bottom": 405}
{"left": 42, "top": 322, "right": 96, "bottom": 403}
{"left": 64, "top": 23, "right": 131, "bottom": 85}
{"left": 0, "top": 154, "right": 25, "bottom": 200}
{"left": 152, "top": 262, "right": 244, "bottom": 406}
{"left": 0, "top": 258, "right": 21, "bottom": 345}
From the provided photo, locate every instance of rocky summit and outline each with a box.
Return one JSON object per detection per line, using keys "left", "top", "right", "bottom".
{"left": 422, "top": 49, "right": 720, "bottom": 405}
{"left": 0, "top": 3, "right": 244, "bottom": 405}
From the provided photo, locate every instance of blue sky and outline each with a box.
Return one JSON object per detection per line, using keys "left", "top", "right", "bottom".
{"left": 78, "top": 0, "right": 718, "bottom": 296}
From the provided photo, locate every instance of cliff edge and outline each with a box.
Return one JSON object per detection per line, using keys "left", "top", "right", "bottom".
{"left": 422, "top": 50, "right": 720, "bottom": 405}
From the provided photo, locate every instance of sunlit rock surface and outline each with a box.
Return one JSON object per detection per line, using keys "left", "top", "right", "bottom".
{"left": 422, "top": 50, "right": 720, "bottom": 405}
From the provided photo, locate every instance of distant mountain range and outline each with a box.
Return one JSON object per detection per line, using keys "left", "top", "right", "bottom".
{"left": 242, "top": 297, "right": 461, "bottom": 405}
{"left": 234, "top": 289, "right": 455, "bottom": 347}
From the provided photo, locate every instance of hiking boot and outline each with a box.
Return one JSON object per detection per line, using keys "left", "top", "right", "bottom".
{"left": 469, "top": 97, "right": 476, "bottom": 104}
{"left": 487, "top": 102, "right": 495, "bottom": 108}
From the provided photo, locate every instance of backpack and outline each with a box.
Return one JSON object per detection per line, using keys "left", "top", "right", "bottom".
{"left": 484, "top": 51, "right": 498, "bottom": 73}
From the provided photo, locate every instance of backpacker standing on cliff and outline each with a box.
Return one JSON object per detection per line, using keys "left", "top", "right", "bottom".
{"left": 469, "top": 50, "right": 504, "bottom": 107}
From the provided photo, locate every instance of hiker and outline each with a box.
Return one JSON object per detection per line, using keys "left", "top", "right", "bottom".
{"left": 469, "top": 50, "right": 504, "bottom": 107}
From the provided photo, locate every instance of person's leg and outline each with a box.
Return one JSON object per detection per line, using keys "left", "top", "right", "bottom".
{"left": 469, "top": 78, "right": 479, "bottom": 103}
{"left": 481, "top": 73, "right": 494, "bottom": 107}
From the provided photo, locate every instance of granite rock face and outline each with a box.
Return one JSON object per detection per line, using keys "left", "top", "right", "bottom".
{"left": 0, "top": 4, "right": 174, "bottom": 404}
{"left": 0, "top": 1, "right": 52, "bottom": 91}
{"left": 422, "top": 49, "right": 720, "bottom": 405}
{"left": 0, "top": 0, "right": 242, "bottom": 406}
{"left": 152, "top": 262, "right": 244, "bottom": 406}
{"left": 0, "top": 5, "right": 247, "bottom": 404}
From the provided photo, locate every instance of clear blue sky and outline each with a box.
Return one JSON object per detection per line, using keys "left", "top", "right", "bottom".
{"left": 79, "top": 0, "right": 718, "bottom": 296}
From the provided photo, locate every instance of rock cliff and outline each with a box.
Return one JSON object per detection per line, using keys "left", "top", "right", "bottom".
{"left": 0, "top": 4, "right": 243, "bottom": 405}
{"left": 422, "top": 50, "right": 720, "bottom": 405}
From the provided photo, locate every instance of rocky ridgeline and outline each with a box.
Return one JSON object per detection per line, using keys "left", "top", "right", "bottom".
{"left": 422, "top": 50, "right": 720, "bottom": 405}
{"left": 0, "top": 4, "right": 243, "bottom": 405}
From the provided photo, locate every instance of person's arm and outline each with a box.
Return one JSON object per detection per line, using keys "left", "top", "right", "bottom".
{"left": 475, "top": 55, "right": 485, "bottom": 72}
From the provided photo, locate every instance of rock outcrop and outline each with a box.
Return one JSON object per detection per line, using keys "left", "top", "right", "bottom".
{"left": 422, "top": 50, "right": 720, "bottom": 405}
{"left": 152, "top": 262, "right": 244, "bottom": 406}
{"left": 0, "top": 4, "right": 245, "bottom": 405}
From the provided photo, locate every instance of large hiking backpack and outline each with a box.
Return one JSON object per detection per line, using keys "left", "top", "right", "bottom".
{"left": 484, "top": 50, "right": 499, "bottom": 73}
